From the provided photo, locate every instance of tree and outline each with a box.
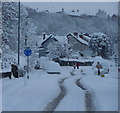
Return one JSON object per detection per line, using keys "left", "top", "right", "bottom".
{"left": 2, "top": 2, "right": 18, "bottom": 52}
{"left": 89, "top": 32, "right": 111, "bottom": 59}
{"left": 96, "top": 9, "right": 108, "bottom": 19}
{"left": 2, "top": 2, "right": 38, "bottom": 69}
{"left": 47, "top": 41, "right": 71, "bottom": 60}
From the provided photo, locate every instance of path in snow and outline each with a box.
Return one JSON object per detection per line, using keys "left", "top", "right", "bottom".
{"left": 44, "top": 69, "right": 98, "bottom": 112}
{"left": 44, "top": 77, "right": 70, "bottom": 112}
{"left": 76, "top": 78, "right": 97, "bottom": 111}
{"left": 44, "top": 70, "right": 75, "bottom": 112}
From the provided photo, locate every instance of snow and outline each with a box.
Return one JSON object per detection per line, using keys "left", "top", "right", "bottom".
{"left": 76, "top": 37, "right": 88, "bottom": 45}
{"left": 60, "top": 57, "right": 94, "bottom": 62}
{"left": 2, "top": 66, "right": 72, "bottom": 111}
{"left": 68, "top": 33, "right": 89, "bottom": 45}
{"left": 54, "top": 36, "right": 68, "bottom": 44}
{"left": 79, "top": 65, "right": 118, "bottom": 111}
{"left": 65, "top": 11, "right": 81, "bottom": 17}
{"left": 83, "top": 35, "right": 91, "bottom": 41}
{"left": 0, "top": 79, "right": 2, "bottom": 112}
{"left": 37, "top": 35, "right": 68, "bottom": 47}
{"left": 91, "top": 32, "right": 107, "bottom": 38}
{"left": 2, "top": 70, "right": 61, "bottom": 111}
{"left": 55, "top": 70, "right": 85, "bottom": 111}
{"left": 43, "top": 61, "right": 61, "bottom": 74}
{"left": 81, "top": 75, "right": 118, "bottom": 111}
{"left": 2, "top": 57, "right": 118, "bottom": 111}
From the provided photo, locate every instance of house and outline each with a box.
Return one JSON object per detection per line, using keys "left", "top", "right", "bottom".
{"left": 37, "top": 34, "right": 68, "bottom": 57}
{"left": 37, "top": 34, "right": 58, "bottom": 57}
{"left": 66, "top": 32, "right": 91, "bottom": 53}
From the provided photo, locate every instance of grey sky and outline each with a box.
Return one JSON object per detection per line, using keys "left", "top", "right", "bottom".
{"left": 22, "top": 2, "right": 118, "bottom": 16}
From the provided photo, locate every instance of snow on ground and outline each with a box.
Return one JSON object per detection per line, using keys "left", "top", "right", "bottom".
{"left": 80, "top": 66, "right": 118, "bottom": 111}
{"left": 2, "top": 57, "right": 118, "bottom": 111}
{"left": 2, "top": 66, "right": 72, "bottom": 111}
{"left": 0, "top": 79, "right": 2, "bottom": 112}
{"left": 55, "top": 70, "right": 86, "bottom": 111}
{"left": 1, "top": 55, "right": 26, "bottom": 73}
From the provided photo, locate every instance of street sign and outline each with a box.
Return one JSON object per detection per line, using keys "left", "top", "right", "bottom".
{"left": 24, "top": 48, "right": 32, "bottom": 56}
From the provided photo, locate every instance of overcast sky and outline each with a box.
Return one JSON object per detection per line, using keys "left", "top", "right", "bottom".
{"left": 22, "top": 2, "right": 118, "bottom": 16}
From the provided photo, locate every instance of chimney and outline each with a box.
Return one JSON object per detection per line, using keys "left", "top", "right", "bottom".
{"left": 62, "top": 8, "right": 64, "bottom": 12}
{"left": 43, "top": 33, "right": 46, "bottom": 40}
{"left": 79, "top": 35, "right": 83, "bottom": 39}
{"left": 73, "top": 32, "right": 78, "bottom": 38}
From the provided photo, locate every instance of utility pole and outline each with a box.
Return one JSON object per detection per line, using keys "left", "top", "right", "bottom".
{"left": 18, "top": 0, "right": 20, "bottom": 66}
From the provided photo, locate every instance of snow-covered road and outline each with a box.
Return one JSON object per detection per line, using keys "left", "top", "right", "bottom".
{"left": 2, "top": 66, "right": 118, "bottom": 111}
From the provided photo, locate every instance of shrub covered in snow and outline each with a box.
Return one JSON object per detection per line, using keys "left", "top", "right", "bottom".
{"left": 89, "top": 32, "right": 111, "bottom": 59}
{"left": 47, "top": 41, "right": 71, "bottom": 60}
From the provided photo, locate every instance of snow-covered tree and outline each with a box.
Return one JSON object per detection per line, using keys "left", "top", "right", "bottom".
{"left": 89, "top": 32, "right": 111, "bottom": 59}
{"left": 47, "top": 41, "right": 71, "bottom": 60}
{"left": 2, "top": 2, "right": 38, "bottom": 69}
{"left": 96, "top": 9, "right": 108, "bottom": 19}
{"left": 20, "top": 14, "right": 37, "bottom": 53}
{"left": 2, "top": 2, "right": 18, "bottom": 52}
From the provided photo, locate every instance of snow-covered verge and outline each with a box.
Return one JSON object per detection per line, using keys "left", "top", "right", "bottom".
{"left": 0, "top": 79, "right": 2, "bottom": 112}
{"left": 80, "top": 66, "right": 118, "bottom": 111}
{"left": 2, "top": 71, "right": 59, "bottom": 111}
{"left": 2, "top": 66, "right": 72, "bottom": 111}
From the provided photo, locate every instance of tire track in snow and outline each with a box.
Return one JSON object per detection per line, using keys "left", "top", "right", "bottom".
{"left": 44, "top": 77, "right": 69, "bottom": 112}
{"left": 76, "top": 78, "right": 97, "bottom": 111}
{"left": 44, "top": 69, "right": 75, "bottom": 112}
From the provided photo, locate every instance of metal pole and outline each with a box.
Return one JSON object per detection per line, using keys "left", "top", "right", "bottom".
{"left": 18, "top": 0, "right": 20, "bottom": 65}
{"left": 27, "top": 56, "right": 29, "bottom": 79}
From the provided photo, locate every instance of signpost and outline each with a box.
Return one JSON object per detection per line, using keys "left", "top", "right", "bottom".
{"left": 24, "top": 47, "right": 32, "bottom": 79}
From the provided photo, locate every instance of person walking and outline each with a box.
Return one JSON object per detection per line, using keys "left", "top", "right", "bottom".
{"left": 96, "top": 62, "right": 102, "bottom": 76}
{"left": 76, "top": 62, "right": 80, "bottom": 69}
{"left": 11, "top": 64, "right": 19, "bottom": 78}
{"left": 73, "top": 62, "right": 76, "bottom": 69}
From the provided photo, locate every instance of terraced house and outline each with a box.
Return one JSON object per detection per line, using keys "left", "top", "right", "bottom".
{"left": 66, "top": 32, "right": 91, "bottom": 52}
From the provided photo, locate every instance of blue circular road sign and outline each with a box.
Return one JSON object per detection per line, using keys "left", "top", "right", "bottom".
{"left": 24, "top": 48, "right": 32, "bottom": 56}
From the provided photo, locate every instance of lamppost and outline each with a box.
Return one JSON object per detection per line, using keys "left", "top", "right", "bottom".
{"left": 18, "top": 0, "right": 20, "bottom": 66}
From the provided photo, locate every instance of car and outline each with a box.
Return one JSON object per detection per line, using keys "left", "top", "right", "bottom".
{"left": 44, "top": 61, "right": 61, "bottom": 74}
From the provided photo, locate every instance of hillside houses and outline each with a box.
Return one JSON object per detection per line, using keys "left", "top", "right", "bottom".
{"left": 36, "top": 32, "right": 91, "bottom": 58}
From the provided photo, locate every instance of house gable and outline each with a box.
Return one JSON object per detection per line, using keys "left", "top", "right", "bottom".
{"left": 41, "top": 36, "right": 58, "bottom": 46}
{"left": 67, "top": 33, "right": 88, "bottom": 52}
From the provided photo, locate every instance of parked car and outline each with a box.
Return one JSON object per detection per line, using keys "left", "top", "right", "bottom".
{"left": 44, "top": 61, "right": 61, "bottom": 74}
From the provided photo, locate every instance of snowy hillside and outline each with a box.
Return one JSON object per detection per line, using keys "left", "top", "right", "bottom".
{"left": 27, "top": 7, "right": 118, "bottom": 40}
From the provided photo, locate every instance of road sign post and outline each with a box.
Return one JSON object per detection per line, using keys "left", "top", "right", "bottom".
{"left": 24, "top": 47, "right": 32, "bottom": 79}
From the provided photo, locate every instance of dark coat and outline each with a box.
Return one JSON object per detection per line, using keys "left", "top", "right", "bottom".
{"left": 76, "top": 62, "right": 80, "bottom": 66}
{"left": 11, "top": 64, "right": 18, "bottom": 78}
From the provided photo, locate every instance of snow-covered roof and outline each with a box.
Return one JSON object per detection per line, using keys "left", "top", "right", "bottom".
{"left": 37, "top": 35, "right": 68, "bottom": 47}
{"left": 67, "top": 33, "right": 89, "bottom": 45}
{"left": 60, "top": 58, "right": 94, "bottom": 62}
{"left": 82, "top": 35, "right": 91, "bottom": 41}
{"left": 91, "top": 32, "right": 107, "bottom": 37}
{"left": 76, "top": 37, "right": 88, "bottom": 45}
{"left": 65, "top": 11, "right": 81, "bottom": 17}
